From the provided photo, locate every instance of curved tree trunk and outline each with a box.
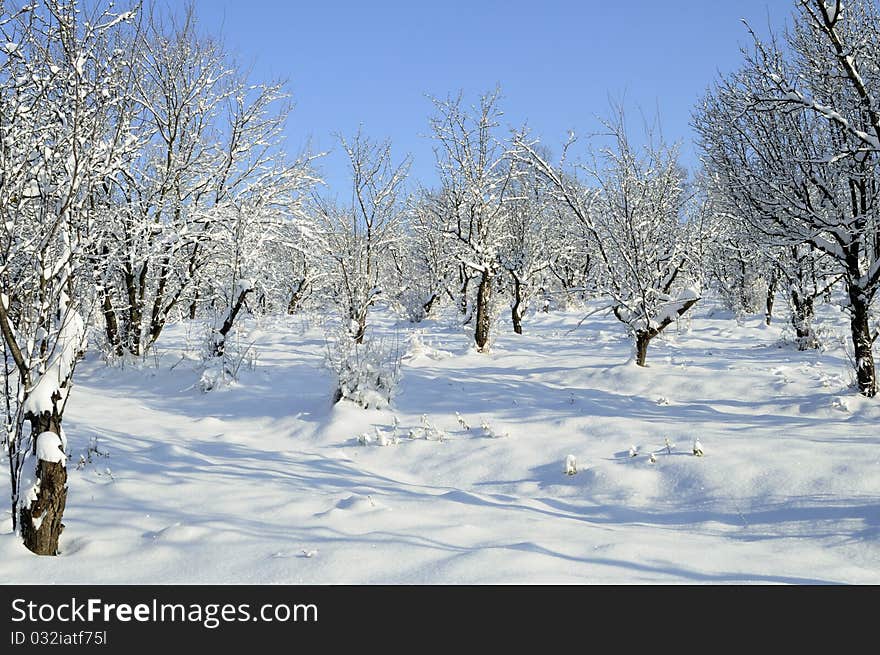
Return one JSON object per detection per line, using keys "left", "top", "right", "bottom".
{"left": 421, "top": 293, "right": 438, "bottom": 320}
{"left": 511, "top": 274, "right": 524, "bottom": 335}
{"left": 287, "top": 279, "right": 308, "bottom": 315}
{"left": 621, "top": 296, "right": 700, "bottom": 367}
{"left": 213, "top": 288, "right": 252, "bottom": 357}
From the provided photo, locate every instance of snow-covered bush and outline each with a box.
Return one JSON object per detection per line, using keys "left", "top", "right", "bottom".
{"left": 325, "top": 331, "right": 402, "bottom": 409}
{"left": 480, "top": 419, "right": 508, "bottom": 439}
{"left": 197, "top": 324, "right": 258, "bottom": 392}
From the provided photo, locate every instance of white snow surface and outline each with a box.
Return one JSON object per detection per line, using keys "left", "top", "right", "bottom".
{"left": 1, "top": 299, "right": 879, "bottom": 584}
{"left": 35, "top": 431, "right": 66, "bottom": 465}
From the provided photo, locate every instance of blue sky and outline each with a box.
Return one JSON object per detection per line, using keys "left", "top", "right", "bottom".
{"left": 191, "top": 0, "right": 795, "bottom": 194}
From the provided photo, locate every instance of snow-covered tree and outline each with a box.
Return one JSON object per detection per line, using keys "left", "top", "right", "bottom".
{"left": 514, "top": 110, "right": 706, "bottom": 366}
{"left": 304, "top": 131, "right": 410, "bottom": 343}
{"left": 695, "top": 0, "right": 880, "bottom": 394}
{"left": 427, "top": 88, "right": 517, "bottom": 351}
{"left": 387, "top": 191, "right": 458, "bottom": 323}
{"left": 500, "top": 169, "right": 554, "bottom": 334}
{"left": 93, "top": 7, "right": 302, "bottom": 360}
{"left": 0, "top": 0, "right": 139, "bottom": 554}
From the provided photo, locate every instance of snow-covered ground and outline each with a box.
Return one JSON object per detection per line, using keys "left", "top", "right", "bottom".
{"left": 1, "top": 298, "right": 878, "bottom": 584}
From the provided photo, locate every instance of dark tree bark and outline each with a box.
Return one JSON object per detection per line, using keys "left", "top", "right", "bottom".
{"left": 635, "top": 331, "right": 651, "bottom": 367}
{"left": 765, "top": 273, "right": 777, "bottom": 325}
{"left": 849, "top": 287, "right": 876, "bottom": 397}
{"left": 618, "top": 296, "right": 700, "bottom": 367}
{"left": 214, "top": 288, "right": 252, "bottom": 357}
{"left": 123, "top": 263, "right": 143, "bottom": 356}
{"left": 20, "top": 402, "right": 67, "bottom": 556}
{"left": 189, "top": 289, "right": 199, "bottom": 320}
{"left": 474, "top": 270, "right": 492, "bottom": 351}
{"left": 511, "top": 274, "right": 524, "bottom": 335}
{"left": 101, "top": 288, "right": 123, "bottom": 357}
{"left": 287, "top": 279, "right": 308, "bottom": 315}
{"left": 458, "top": 266, "right": 471, "bottom": 317}
{"left": 789, "top": 289, "right": 817, "bottom": 350}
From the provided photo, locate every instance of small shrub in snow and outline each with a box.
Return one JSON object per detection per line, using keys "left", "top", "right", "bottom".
{"left": 480, "top": 419, "right": 507, "bottom": 439}
{"left": 405, "top": 330, "right": 452, "bottom": 360}
{"left": 196, "top": 325, "right": 258, "bottom": 392}
{"left": 325, "top": 330, "right": 402, "bottom": 409}
{"left": 628, "top": 445, "right": 639, "bottom": 458}
{"left": 456, "top": 412, "right": 470, "bottom": 431}
{"left": 403, "top": 414, "right": 448, "bottom": 441}
{"left": 564, "top": 455, "right": 578, "bottom": 475}
{"left": 420, "top": 414, "right": 448, "bottom": 441}
{"left": 75, "top": 437, "right": 109, "bottom": 470}
{"left": 692, "top": 440, "right": 704, "bottom": 457}
{"left": 374, "top": 426, "right": 399, "bottom": 446}
{"left": 649, "top": 452, "right": 657, "bottom": 464}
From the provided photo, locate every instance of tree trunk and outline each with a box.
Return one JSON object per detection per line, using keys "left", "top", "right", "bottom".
{"left": 214, "top": 288, "right": 251, "bottom": 357}
{"left": 511, "top": 275, "right": 524, "bottom": 335}
{"left": 20, "top": 408, "right": 67, "bottom": 556}
{"left": 101, "top": 289, "right": 123, "bottom": 357}
{"left": 123, "top": 265, "right": 142, "bottom": 356}
{"left": 350, "top": 310, "right": 367, "bottom": 345}
{"left": 189, "top": 290, "right": 199, "bottom": 320}
{"left": 765, "top": 274, "right": 777, "bottom": 325}
{"left": 459, "top": 270, "right": 470, "bottom": 317}
{"left": 422, "top": 293, "right": 438, "bottom": 319}
{"left": 635, "top": 331, "right": 651, "bottom": 367}
{"left": 287, "top": 279, "right": 308, "bottom": 315}
{"left": 849, "top": 287, "right": 876, "bottom": 397}
{"left": 790, "top": 289, "right": 817, "bottom": 350}
{"left": 474, "top": 270, "right": 492, "bottom": 351}
{"left": 617, "top": 296, "right": 700, "bottom": 367}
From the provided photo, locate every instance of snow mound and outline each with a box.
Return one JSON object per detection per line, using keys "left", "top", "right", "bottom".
{"left": 36, "top": 431, "right": 66, "bottom": 465}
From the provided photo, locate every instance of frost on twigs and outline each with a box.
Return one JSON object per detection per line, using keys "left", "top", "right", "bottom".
{"left": 76, "top": 436, "right": 110, "bottom": 470}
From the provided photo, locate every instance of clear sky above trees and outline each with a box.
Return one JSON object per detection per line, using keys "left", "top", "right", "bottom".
{"left": 192, "top": 0, "right": 793, "bottom": 193}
